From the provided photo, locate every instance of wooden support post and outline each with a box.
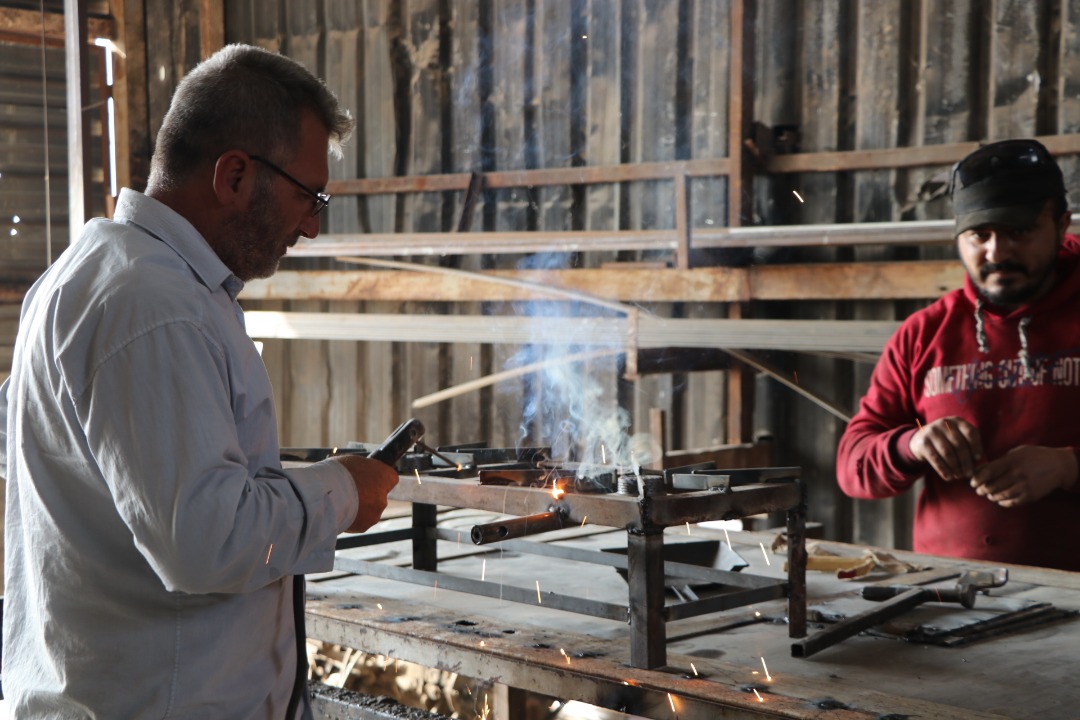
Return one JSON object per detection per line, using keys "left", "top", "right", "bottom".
{"left": 648, "top": 407, "right": 667, "bottom": 469}
{"left": 674, "top": 172, "right": 690, "bottom": 270}
{"left": 199, "top": 0, "right": 225, "bottom": 59}
{"left": 64, "top": 0, "right": 93, "bottom": 245}
{"left": 725, "top": 303, "right": 754, "bottom": 444}
{"left": 726, "top": 0, "right": 754, "bottom": 229}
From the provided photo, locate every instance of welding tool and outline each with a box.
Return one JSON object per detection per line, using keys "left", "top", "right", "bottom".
{"left": 289, "top": 417, "right": 425, "bottom": 717}
{"left": 368, "top": 418, "right": 426, "bottom": 467}
{"left": 791, "top": 568, "right": 1008, "bottom": 658}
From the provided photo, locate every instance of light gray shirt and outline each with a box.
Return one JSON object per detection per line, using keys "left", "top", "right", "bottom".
{"left": 0, "top": 189, "right": 357, "bottom": 719}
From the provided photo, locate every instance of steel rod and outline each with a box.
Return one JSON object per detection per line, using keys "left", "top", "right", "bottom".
{"left": 470, "top": 511, "right": 564, "bottom": 545}
{"left": 332, "top": 557, "right": 629, "bottom": 622}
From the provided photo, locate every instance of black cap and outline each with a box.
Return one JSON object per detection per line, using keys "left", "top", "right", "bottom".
{"left": 950, "top": 139, "right": 1066, "bottom": 235}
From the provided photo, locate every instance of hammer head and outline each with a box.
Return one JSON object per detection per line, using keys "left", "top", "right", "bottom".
{"left": 954, "top": 567, "right": 1008, "bottom": 608}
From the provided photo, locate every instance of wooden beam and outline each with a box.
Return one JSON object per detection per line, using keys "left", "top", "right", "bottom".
{"left": 326, "top": 157, "right": 732, "bottom": 196}
{"left": 65, "top": 0, "right": 94, "bottom": 246}
{"left": 0, "top": 7, "right": 114, "bottom": 47}
{"left": 243, "top": 311, "right": 899, "bottom": 353}
{"left": 764, "top": 132, "right": 1080, "bottom": 174}
{"left": 241, "top": 260, "right": 963, "bottom": 304}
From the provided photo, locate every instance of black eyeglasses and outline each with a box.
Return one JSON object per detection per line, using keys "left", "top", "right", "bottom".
{"left": 249, "top": 154, "right": 330, "bottom": 216}
{"left": 951, "top": 139, "right": 1055, "bottom": 192}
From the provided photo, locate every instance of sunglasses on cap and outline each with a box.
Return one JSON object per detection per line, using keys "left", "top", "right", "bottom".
{"left": 950, "top": 139, "right": 1056, "bottom": 193}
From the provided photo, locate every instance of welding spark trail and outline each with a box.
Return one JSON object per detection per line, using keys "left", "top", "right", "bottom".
{"left": 724, "top": 528, "right": 732, "bottom": 548}
{"left": 760, "top": 542, "right": 771, "bottom": 566}
{"left": 482, "top": 559, "right": 487, "bottom": 582}
{"left": 753, "top": 688, "right": 764, "bottom": 702}
{"left": 536, "top": 580, "right": 542, "bottom": 604}
{"left": 414, "top": 468, "right": 422, "bottom": 485}
{"left": 793, "top": 190, "right": 805, "bottom": 203}
{"left": 265, "top": 544, "right": 273, "bottom": 564}
{"left": 761, "top": 656, "right": 772, "bottom": 681}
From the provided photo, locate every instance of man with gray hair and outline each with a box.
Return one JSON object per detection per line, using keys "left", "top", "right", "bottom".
{"left": 0, "top": 44, "right": 398, "bottom": 718}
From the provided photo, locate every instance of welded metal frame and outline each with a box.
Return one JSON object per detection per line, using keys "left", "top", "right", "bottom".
{"left": 333, "top": 468, "right": 807, "bottom": 670}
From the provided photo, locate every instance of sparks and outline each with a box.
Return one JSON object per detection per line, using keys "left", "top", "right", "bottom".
{"left": 754, "top": 610, "right": 761, "bottom": 617}
{"left": 580, "top": 515, "right": 588, "bottom": 527}
{"left": 470, "top": 355, "right": 474, "bottom": 370}
{"left": 724, "top": 527, "right": 732, "bottom": 548}
{"left": 667, "top": 692, "right": 677, "bottom": 712}
{"left": 479, "top": 640, "right": 486, "bottom": 647}
{"left": 690, "top": 662, "right": 699, "bottom": 676}
{"left": 481, "top": 559, "right": 487, "bottom": 582}
{"left": 552, "top": 486, "right": 565, "bottom": 500}
{"left": 377, "top": 603, "right": 383, "bottom": 610}
{"left": 414, "top": 468, "right": 422, "bottom": 485}
{"left": 433, "top": 580, "right": 438, "bottom": 598}
{"left": 456, "top": 464, "right": 463, "bottom": 472}
{"left": 793, "top": 370, "right": 799, "bottom": 385}
{"left": 753, "top": 688, "right": 764, "bottom": 702}
{"left": 760, "top": 542, "right": 771, "bottom": 566}
{"left": 761, "top": 656, "right": 772, "bottom": 681}
{"left": 536, "top": 580, "right": 542, "bottom": 604}
{"left": 264, "top": 543, "right": 274, "bottom": 564}
{"left": 601, "top": 444, "right": 607, "bottom": 463}
{"left": 686, "top": 521, "right": 692, "bottom": 536}
{"left": 915, "top": 417, "right": 923, "bottom": 428}
{"left": 793, "top": 190, "right": 805, "bottom": 203}
{"left": 560, "top": 648, "right": 571, "bottom": 665}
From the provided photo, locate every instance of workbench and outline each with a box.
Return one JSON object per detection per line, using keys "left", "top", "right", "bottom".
{"left": 305, "top": 506, "right": 1080, "bottom": 719}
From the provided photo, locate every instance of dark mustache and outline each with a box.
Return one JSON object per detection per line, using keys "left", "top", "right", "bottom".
{"left": 980, "top": 262, "right": 1027, "bottom": 280}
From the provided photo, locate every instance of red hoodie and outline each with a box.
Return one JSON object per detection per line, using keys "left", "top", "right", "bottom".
{"left": 837, "top": 235, "right": 1080, "bottom": 571}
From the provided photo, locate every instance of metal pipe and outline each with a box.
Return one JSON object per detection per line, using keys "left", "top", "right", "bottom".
{"left": 470, "top": 510, "right": 564, "bottom": 545}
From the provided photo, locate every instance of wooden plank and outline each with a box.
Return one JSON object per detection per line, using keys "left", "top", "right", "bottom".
{"left": 0, "top": 7, "right": 114, "bottom": 47}
{"left": 355, "top": 0, "right": 397, "bottom": 442}
{"left": 111, "top": 0, "right": 151, "bottom": 193}
{"left": 244, "top": 260, "right": 963, "bottom": 303}
{"left": 989, "top": 0, "right": 1040, "bottom": 139}
{"left": 285, "top": 300, "right": 329, "bottom": 446}
{"left": 198, "top": 0, "right": 224, "bottom": 58}
{"left": 447, "top": 0, "right": 487, "bottom": 444}
{"left": 244, "top": 312, "right": 900, "bottom": 354}
{"left": 581, "top": 0, "right": 622, "bottom": 265}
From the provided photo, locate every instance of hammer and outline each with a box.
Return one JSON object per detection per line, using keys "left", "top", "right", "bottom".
{"left": 792, "top": 568, "right": 1008, "bottom": 658}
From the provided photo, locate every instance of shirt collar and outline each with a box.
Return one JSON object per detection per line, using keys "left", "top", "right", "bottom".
{"left": 113, "top": 188, "right": 242, "bottom": 298}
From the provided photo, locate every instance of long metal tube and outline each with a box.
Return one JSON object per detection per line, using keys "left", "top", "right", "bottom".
{"left": 470, "top": 511, "right": 564, "bottom": 545}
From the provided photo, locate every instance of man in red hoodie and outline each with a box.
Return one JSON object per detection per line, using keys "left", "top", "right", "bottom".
{"left": 837, "top": 138, "right": 1080, "bottom": 571}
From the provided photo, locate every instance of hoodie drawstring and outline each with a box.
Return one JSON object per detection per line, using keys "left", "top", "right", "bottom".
{"left": 974, "top": 297, "right": 1034, "bottom": 381}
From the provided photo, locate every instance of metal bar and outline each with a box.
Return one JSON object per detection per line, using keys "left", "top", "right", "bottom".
{"left": 412, "top": 503, "right": 438, "bottom": 571}
{"left": 310, "top": 682, "right": 446, "bottom": 720}
{"left": 332, "top": 557, "right": 629, "bottom": 622}
{"left": 786, "top": 492, "right": 808, "bottom": 639}
{"left": 470, "top": 511, "right": 564, "bottom": 545}
{"left": 664, "top": 584, "right": 788, "bottom": 622}
{"left": 628, "top": 531, "right": 667, "bottom": 669}
{"left": 431, "top": 527, "right": 784, "bottom": 591}
{"left": 791, "top": 587, "right": 927, "bottom": 659}
{"left": 336, "top": 527, "right": 415, "bottom": 550}
{"left": 645, "top": 482, "right": 803, "bottom": 526}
